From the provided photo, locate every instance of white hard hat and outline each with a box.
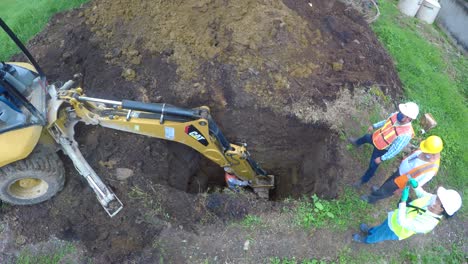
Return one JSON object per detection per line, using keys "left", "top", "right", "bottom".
{"left": 437, "top": 186, "right": 462, "bottom": 216}
{"left": 398, "top": 102, "right": 419, "bottom": 119}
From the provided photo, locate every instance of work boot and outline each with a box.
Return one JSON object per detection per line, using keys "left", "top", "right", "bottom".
{"left": 347, "top": 137, "right": 358, "bottom": 146}
{"left": 360, "top": 195, "right": 369, "bottom": 203}
{"left": 371, "top": 185, "right": 379, "bottom": 193}
{"left": 359, "top": 223, "right": 370, "bottom": 233}
{"left": 352, "top": 234, "right": 366, "bottom": 243}
{"left": 352, "top": 180, "right": 363, "bottom": 189}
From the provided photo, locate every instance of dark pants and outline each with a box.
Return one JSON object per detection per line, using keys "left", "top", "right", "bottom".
{"left": 368, "top": 169, "right": 400, "bottom": 203}
{"left": 356, "top": 134, "right": 388, "bottom": 184}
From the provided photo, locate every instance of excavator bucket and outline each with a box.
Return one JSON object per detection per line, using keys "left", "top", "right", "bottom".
{"left": 253, "top": 175, "right": 274, "bottom": 199}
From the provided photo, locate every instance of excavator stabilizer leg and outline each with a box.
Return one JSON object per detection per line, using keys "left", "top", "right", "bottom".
{"left": 49, "top": 124, "right": 123, "bottom": 217}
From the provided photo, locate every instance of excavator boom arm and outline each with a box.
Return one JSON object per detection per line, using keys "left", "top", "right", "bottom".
{"left": 55, "top": 86, "right": 273, "bottom": 187}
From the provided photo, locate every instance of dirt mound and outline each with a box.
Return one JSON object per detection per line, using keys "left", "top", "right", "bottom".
{"left": 84, "top": 0, "right": 401, "bottom": 117}
{"left": 2, "top": 0, "right": 404, "bottom": 262}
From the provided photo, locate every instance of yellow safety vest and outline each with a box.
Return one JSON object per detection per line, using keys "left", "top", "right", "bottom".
{"left": 389, "top": 196, "right": 440, "bottom": 240}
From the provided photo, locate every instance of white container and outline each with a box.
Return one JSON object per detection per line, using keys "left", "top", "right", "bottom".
{"left": 416, "top": 0, "right": 441, "bottom": 24}
{"left": 398, "top": 0, "right": 424, "bottom": 17}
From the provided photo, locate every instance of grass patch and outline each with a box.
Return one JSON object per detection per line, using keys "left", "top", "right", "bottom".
{"left": 294, "top": 188, "right": 376, "bottom": 230}
{"left": 0, "top": 0, "right": 89, "bottom": 61}
{"left": 399, "top": 243, "right": 465, "bottom": 264}
{"left": 372, "top": 0, "right": 467, "bottom": 198}
{"left": 337, "top": 242, "right": 465, "bottom": 264}
{"left": 16, "top": 243, "right": 75, "bottom": 264}
{"left": 337, "top": 247, "right": 384, "bottom": 264}
{"left": 240, "top": 215, "right": 264, "bottom": 229}
{"left": 269, "top": 257, "right": 328, "bottom": 264}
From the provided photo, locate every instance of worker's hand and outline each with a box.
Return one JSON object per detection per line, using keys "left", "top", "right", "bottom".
{"left": 374, "top": 157, "right": 382, "bottom": 164}
{"left": 367, "top": 125, "right": 374, "bottom": 133}
{"left": 401, "top": 186, "right": 410, "bottom": 202}
{"left": 408, "top": 179, "right": 418, "bottom": 188}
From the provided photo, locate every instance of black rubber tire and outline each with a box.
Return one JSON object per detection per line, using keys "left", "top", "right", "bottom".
{"left": 0, "top": 145, "right": 65, "bottom": 205}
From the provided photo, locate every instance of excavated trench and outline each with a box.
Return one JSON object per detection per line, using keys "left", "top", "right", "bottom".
{"left": 193, "top": 111, "right": 341, "bottom": 200}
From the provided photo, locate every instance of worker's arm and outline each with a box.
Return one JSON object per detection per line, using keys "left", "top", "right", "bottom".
{"left": 372, "top": 120, "right": 386, "bottom": 130}
{"left": 400, "top": 151, "right": 420, "bottom": 165}
{"left": 396, "top": 151, "right": 420, "bottom": 172}
{"left": 414, "top": 187, "right": 431, "bottom": 198}
{"left": 413, "top": 170, "right": 437, "bottom": 190}
{"left": 397, "top": 189, "right": 437, "bottom": 233}
{"left": 400, "top": 149, "right": 420, "bottom": 162}
{"left": 372, "top": 112, "right": 396, "bottom": 129}
{"left": 381, "top": 134, "right": 412, "bottom": 161}
{"left": 397, "top": 195, "right": 438, "bottom": 233}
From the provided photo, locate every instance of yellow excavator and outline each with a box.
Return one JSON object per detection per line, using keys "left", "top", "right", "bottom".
{"left": 0, "top": 19, "right": 274, "bottom": 217}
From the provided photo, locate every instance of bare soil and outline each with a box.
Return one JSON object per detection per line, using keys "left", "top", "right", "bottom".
{"left": 3, "top": 1, "right": 463, "bottom": 263}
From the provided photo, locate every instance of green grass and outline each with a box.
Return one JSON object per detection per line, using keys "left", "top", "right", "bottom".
{"left": 294, "top": 188, "right": 377, "bottom": 230}
{"left": 337, "top": 242, "right": 465, "bottom": 264}
{"left": 269, "top": 242, "right": 464, "bottom": 264}
{"left": 399, "top": 243, "right": 465, "bottom": 264}
{"left": 0, "top": 0, "right": 89, "bottom": 61}
{"left": 372, "top": 1, "right": 467, "bottom": 198}
{"left": 337, "top": 247, "right": 383, "bottom": 264}
{"left": 240, "top": 214, "right": 264, "bottom": 229}
{"left": 16, "top": 243, "right": 76, "bottom": 264}
{"left": 269, "top": 257, "right": 328, "bottom": 264}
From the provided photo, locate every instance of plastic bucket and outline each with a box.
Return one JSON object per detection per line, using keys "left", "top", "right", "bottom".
{"left": 398, "top": 0, "right": 424, "bottom": 17}
{"left": 416, "top": 0, "right": 441, "bottom": 24}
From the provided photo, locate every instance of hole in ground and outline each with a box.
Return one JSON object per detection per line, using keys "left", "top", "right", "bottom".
{"left": 168, "top": 108, "right": 342, "bottom": 200}
{"left": 73, "top": 108, "right": 341, "bottom": 200}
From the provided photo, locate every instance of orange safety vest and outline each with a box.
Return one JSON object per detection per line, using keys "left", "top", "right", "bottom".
{"left": 225, "top": 173, "right": 237, "bottom": 183}
{"left": 372, "top": 113, "right": 414, "bottom": 150}
{"left": 394, "top": 157, "right": 440, "bottom": 189}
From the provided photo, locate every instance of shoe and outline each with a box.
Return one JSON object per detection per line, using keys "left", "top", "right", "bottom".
{"left": 347, "top": 137, "right": 358, "bottom": 146}
{"left": 352, "top": 233, "right": 365, "bottom": 243}
{"left": 359, "top": 223, "right": 370, "bottom": 233}
{"left": 352, "top": 180, "right": 363, "bottom": 189}
{"left": 360, "top": 195, "right": 369, "bottom": 203}
{"left": 371, "top": 185, "right": 379, "bottom": 192}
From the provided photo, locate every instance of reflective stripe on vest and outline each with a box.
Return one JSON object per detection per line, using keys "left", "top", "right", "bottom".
{"left": 394, "top": 158, "right": 440, "bottom": 189}
{"left": 390, "top": 196, "right": 435, "bottom": 240}
{"left": 372, "top": 113, "right": 414, "bottom": 150}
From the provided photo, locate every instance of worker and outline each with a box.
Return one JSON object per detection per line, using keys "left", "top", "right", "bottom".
{"left": 348, "top": 102, "right": 419, "bottom": 187}
{"left": 361, "top": 135, "right": 443, "bottom": 204}
{"left": 225, "top": 173, "right": 250, "bottom": 192}
{"left": 353, "top": 185, "right": 462, "bottom": 243}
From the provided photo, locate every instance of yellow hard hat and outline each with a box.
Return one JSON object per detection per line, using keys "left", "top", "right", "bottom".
{"left": 420, "top": 135, "right": 443, "bottom": 154}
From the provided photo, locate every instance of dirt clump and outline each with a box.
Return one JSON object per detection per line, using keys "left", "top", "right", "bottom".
{"left": 1, "top": 0, "right": 406, "bottom": 262}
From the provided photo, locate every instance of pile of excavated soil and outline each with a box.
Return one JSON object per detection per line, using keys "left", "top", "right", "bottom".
{"left": 2, "top": 0, "right": 404, "bottom": 262}
{"left": 83, "top": 0, "right": 401, "bottom": 118}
